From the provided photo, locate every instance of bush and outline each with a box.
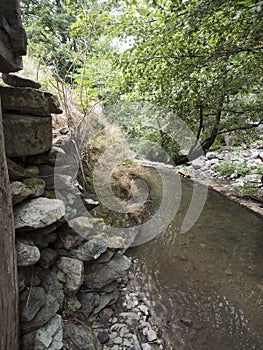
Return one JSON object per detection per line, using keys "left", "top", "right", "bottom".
{"left": 214, "top": 160, "right": 249, "bottom": 177}
{"left": 214, "top": 161, "right": 236, "bottom": 177}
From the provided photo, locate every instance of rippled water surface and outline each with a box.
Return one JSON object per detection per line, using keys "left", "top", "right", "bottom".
{"left": 128, "top": 177, "right": 263, "bottom": 350}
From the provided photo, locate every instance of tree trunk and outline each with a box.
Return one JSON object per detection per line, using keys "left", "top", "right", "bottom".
{"left": 0, "top": 98, "right": 19, "bottom": 350}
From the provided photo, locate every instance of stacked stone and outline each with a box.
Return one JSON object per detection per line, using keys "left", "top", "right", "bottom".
{"left": 1, "top": 73, "right": 133, "bottom": 350}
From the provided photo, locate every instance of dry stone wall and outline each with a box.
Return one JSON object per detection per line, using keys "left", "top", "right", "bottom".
{"left": 0, "top": 73, "right": 132, "bottom": 350}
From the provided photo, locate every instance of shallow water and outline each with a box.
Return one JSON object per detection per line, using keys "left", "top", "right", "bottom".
{"left": 128, "top": 178, "right": 263, "bottom": 350}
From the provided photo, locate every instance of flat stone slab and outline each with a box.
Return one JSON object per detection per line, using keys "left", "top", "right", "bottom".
{"left": 14, "top": 197, "right": 65, "bottom": 230}
{"left": 3, "top": 113, "right": 52, "bottom": 157}
{"left": 0, "top": 86, "right": 62, "bottom": 116}
{"left": 2, "top": 73, "right": 41, "bottom": 89}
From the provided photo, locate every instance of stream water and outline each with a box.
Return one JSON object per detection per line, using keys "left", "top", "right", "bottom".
{"left": 128, "top": 177, "right": 263, "bottom": 350}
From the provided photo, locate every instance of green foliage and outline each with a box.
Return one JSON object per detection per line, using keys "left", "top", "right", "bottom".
{"left": 253, "top": 166, "right": 263, "bottom": 175}
{"left": 214, "top": 161, "right": 236, "bottom": 176}
{"left": 233, "top": 184, "right": 260, "bottom": 197}
{"left": 62, "top": 300, "right": 80, "bottom": 318}
{"left": 21, "top": 0, "right": 263, "bottom": 159}
{"left": 106, "top": 0, "right": 263, "bottom": 159}
{"left": 214, "top": 160, "right": 250, "bottom": 177}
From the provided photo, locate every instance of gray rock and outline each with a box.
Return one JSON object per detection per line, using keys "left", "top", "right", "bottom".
{"left": 23, "top": 178, "right": 45, "bottom": 198}
{"left": 142, "top": 344, "right": 152, "bottom": 350}
{"left": 64, "top": 322, "right": 102, "bottom": 350}
{"left": 14, "top": 197, "right": 65, "bottom": 230}
{"left": 57, "top": 224, "right": 86, "bottom": 250}
{"left": 36, "top": 268, "right": 64, "bottom": 310}
{"left": 77, "top": 291, "right": 97, "bottom": 317}
{"left": 69, "top": 234, "right": 108, "bottom": 261}
{"left": 56, "top": 257, "right": 84, "bottom": 293}
{"left": 147, "top": 329, "right": 157, "bottom": 342}
{"left": 97, "top": 330, "right": 110, "bottom": 344}
{"left": 2, "top": 73, "right": 41, "bottom": 89}
{"left": 7, "top": 158, "right": 32, "bottom": 180}
{"left": 20, "top": 314, "right": 63, "bottom": 350}
{"left": 0, "top": 86, "right": 62, "bottom": 116}
{"left": 24, "top": 166, "right": 40, "bottom": 177}
{"left": 59, "top": 127, "right": 70, "bottom": 135}
{"left": 191, "top": 157, "right": 206, "bottom": 170}
{"left": 21, "top": 231, "right": 57, "bottom": 249}
{"left": 93, "top": 289, "right": 119, "bottom": 315}
{"left": 108, "top": 236, "right": 126, "bottom": 249}
{"left": 18, "top": 267, "right": 41, "bottom": 291}
{"left": 34, "top": 314, "right": 63, "bottom": 350}
{"left": 38, "top": 248, "right": 58, "bottom": 268}
{"left": 84, "top": 254, "right": 131, "bottom": 289}
{"left": 25, "top": 146, "right": 65, "bottom": 166}
{"left": 206, "top": 152, "right": 218, "bottom": 160}
{"left": 21, "top": 293, "right": 59, "bottom": 334}
{"left": 3, "top": 114, "right": 52, "bottom": 157}
{"left": 10, "top": 181, "right": 31, "bottom": 205}
{"left": 68, "top": 216, "right": 107, "bottom": 240}
{"left": 20, "top": 287, "right": 46, "bottom": 322}
{"left": 83, "top": 198, "right": 99, "bottom": 210}
{"left": 16, "top": 239, "right": 40, "bottom": 266}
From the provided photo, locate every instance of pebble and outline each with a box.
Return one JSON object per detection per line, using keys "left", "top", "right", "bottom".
{"left": 147, "top": 329, "right": 158, "bottom": 342}
{"left": 113, "top": 336, "right": 122, "bottom": 344}
{"left": 90, "top": 280, "right": 164, "bottom": 349}
{"left": 97, "top": 330, "right": 110, "bottom": 344}
{"left": 142, "top": 344, "right": 152, "bottom": 350}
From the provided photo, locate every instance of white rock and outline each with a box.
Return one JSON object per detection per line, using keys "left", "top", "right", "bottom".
{"left": 142, "top": 344, "right": 152, "bottom": 350}
{"left": 16, "top": 239, "right": 40, "bottom": 266}
{"left": 56, "top": 257, "right": 84, "bottom": 293}
{"left": 147, "top": 329, "right": 158, "bottom": 342}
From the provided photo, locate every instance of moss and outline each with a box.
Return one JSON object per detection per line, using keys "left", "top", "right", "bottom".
{"left": 23, "top": 178, "right": 45, "bottom": 186}
{"left": 43, "top": 190, "right": 57, "bottom": 199}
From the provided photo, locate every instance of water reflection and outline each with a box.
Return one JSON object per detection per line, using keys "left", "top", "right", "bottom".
{"left": 129, "top": 179, "right": 263, "bottom": 350}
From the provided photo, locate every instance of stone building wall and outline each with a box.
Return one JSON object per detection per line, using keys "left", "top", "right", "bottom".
{"left": 0, "top": 72, "right": 133, "bottom": 349}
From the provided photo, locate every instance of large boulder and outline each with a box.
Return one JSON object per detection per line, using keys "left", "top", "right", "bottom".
{"left": 0, "top": 86, "right": 62, "bottom": 116}
{"left": 3, "top": 113, "right": 52, "bottom": 157}
{"left": 14, "top": 197, "right": 65, "bottom": 230}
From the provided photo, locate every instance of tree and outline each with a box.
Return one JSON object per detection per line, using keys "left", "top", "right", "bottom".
{"left": 107, "top": 0, "right": 263, "bottom": 163}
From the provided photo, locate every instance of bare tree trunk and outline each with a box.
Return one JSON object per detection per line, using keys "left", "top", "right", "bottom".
{"left": 0, "top": 99, "right": 19, "bottom": 350}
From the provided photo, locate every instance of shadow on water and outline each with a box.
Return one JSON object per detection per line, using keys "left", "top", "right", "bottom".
{"left": 128, "top": 178, "right": 263, "bottom": 350}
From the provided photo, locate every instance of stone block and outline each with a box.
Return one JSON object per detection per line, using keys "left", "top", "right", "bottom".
{"left": 0, "top": 86, "right": 62, "bottom": 116}
{"left": 3, "top": 113, "right": 52, "bottom": 157}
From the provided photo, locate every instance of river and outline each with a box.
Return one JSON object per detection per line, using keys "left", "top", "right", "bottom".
{"left": 128, "top": 177, "right": 263, "bottom": 350}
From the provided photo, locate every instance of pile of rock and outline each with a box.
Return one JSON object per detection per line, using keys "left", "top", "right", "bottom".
{"left": 1, "top": 74, "right": 134, "bottom": 350}
{"left": 182, "top": 142, "right": 263, "bottom": 192}
{"left": 91, "top": 286, "right": 165, "bottom": 350}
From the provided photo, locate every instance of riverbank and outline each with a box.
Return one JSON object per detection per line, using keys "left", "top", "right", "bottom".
{"left": 178, "top": 140, "right": 263, "bottom": 219}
